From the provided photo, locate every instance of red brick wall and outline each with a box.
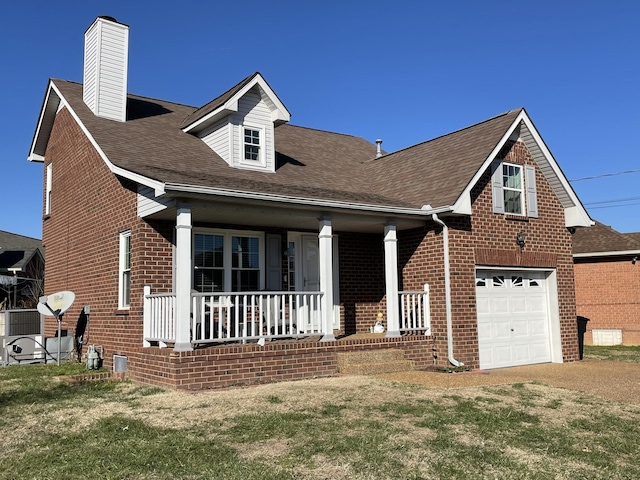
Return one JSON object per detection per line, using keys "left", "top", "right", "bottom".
{"left": 337, "top": 232, "right": 385, "bottom": 334}
{"left": 124, "top": 336, "right": 434, "bottom": 390}
{"left": 400, "top": 140, "right": 579, "bottom": 368}
{"left": 574, "top": 257, "right": 640, "bottom": 345}
{"left": 41, "top": 108, "right": 175, "bottom": 364}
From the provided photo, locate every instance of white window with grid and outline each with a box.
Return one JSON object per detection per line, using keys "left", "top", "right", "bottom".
{"left": 243, "top": 127, "right": 262, "bottom": 163}
{"left": 193, "top": 230, "right": 264, "bottom": 293}
{"left": 118, "top": 230, "right": 132, "bottom": 309}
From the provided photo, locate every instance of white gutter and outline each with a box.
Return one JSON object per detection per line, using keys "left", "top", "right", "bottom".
{"left": 573, "top": 250, "right": 640, "bottom": 258}
{"left": 431, "top": 213, "right": 463, "bottom": 367}
{"left": 165, "top": 182, "right": 453, "bottom": 217}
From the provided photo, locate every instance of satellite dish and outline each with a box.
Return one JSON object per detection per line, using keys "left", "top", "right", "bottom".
{"left": 38, "top": 291, "right": 76, "bottom": 316}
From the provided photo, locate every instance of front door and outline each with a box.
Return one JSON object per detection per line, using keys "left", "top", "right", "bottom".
{"left": 300, "top": 234, "right": 322, "bottom": 331}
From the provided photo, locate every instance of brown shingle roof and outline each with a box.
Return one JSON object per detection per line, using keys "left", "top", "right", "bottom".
{"left": 179, "top": 72, "right": 259, "bottom": 130}
{"left": 53, "top": 80, "right": 522, "bottom": 210}
{"left": 364, "top": 109, "right": 523, "bottom": 208}
{"left": 0, "top": 231, "right": 43, "bottom": 272}
{"left": 572, "top": 221, "right": 640, "bottom": 255}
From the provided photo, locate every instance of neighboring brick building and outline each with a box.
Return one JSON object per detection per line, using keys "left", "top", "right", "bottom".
{"left": 26, "top": 16, "right": 592, "bottom": 389}
{"left": 573, "top": 221, "right": 640, "bottom": 345}
{"left": 0, "top": 230, "right": 44, "bottom": 309}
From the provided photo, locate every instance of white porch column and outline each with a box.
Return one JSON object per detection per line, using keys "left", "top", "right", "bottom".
{"left": 174, "top": 206, "right": 193, "bottom": 351}
{"left": 319, "top": 217, "right": 336, "bottom": 342}
{"left": 384, "top": 222, "right": 401, "bottom": 337}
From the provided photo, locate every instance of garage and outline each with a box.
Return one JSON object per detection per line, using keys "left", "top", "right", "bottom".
{"left": 476, "top": 269, "right": 554, "bottom": 369}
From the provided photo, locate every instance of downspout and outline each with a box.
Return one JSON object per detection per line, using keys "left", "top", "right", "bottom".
{"left": 431, "top": 213, "right": 464, "bottom": 367}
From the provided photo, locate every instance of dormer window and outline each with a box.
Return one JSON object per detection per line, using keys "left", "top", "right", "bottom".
{"left": 244, "top": 127, "right": 261, "bottom": 162}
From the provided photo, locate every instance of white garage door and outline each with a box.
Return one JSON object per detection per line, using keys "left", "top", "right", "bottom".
{"left": 476, "top": 270, "right": 552, "bottom": 369}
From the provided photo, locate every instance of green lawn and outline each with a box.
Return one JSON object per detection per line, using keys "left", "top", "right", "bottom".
{"left": 1, "top": 349, "right": 640, "bottom": 479}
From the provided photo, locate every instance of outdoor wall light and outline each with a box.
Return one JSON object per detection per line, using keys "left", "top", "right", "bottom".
{"left": 632, "top": 256, "right": 637, "bottom": 265}
{"left": 516, "top": 231, "right": 526, "bottom": 248}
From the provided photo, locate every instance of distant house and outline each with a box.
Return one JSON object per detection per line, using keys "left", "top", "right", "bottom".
{"left": 0, "top": 231, "right": 44, "bottom": 309}
{"left": 573, "top": 221, "right": 640, "bottom": 345}
{"left": 27, "top": 16, "right": 591, "bottom": 389}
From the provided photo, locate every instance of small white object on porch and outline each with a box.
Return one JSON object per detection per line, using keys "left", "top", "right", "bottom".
{"left": 384, "top": 222, "right": 400, "bottom": 337}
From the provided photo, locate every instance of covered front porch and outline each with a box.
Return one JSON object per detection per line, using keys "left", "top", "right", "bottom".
{"left": 143, "top": 287, "right": 431, "bottom": 347}
{"left": 138, "top": 191, "right": 439, "bottom": 351}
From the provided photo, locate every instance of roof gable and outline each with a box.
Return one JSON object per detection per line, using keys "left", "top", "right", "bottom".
{"left": 0, "top": 231, "right": 43, "bottom": 273}
{"left": 180, "top": 72, "right": 290, "bottom": 134}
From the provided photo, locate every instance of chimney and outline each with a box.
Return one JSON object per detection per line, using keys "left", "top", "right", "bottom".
{"left": 83, "top": 16, "right": 129, "bottom": 122}
{"left": 375, "top": 139, "right": 383, "bottom": 158}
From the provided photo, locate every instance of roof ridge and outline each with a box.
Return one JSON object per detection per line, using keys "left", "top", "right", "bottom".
{"left": 0, "top": 230, "right": 41, "bottom": 242}
{"left": 379, "top": 108, "right": 523, "bottom": 159}
{"left": 279, "top": 123, "right": 365, "bottom": 139}
{"left": 179, "top": 72, "right": 260, "bottom": 129}
{"left": 51, "top": 78, "right": 199, "bottom": 110}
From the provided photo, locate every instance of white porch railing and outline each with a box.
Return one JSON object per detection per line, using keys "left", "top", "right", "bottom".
{"left": 191, "top": 291, "right": 323, "bottom": 344}
{"left": 143, "top": 287, "right": 176, "bottom": 347}
{"left": 398, "top": 284, "right": 431, "bottom": 335}
{"left": 143, "top": 287, "right": 323, "bottom": 347}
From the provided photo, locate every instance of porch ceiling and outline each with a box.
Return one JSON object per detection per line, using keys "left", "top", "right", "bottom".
{"left": 143, "top": 195, "right": 429, "bottom": 233}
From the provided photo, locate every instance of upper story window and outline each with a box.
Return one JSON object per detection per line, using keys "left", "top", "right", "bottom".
{"left": 118, "top": 230, "right": 132, "bottom": 309}
{"left": 491, "top": 160, "right": 538, "bottom": 218}
{"left": 45, "top": 163, "right": 52, "bottom": 215}
{"left": 243, "top": 127, "right": 261, "bottom": 162}
{"left": 502, "top": 163, "right": 523, "bottom": 215}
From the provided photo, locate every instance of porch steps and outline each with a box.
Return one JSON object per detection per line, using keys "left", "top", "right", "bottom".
{"left": 337, "top": 349, "right": 415, "bottom": 375}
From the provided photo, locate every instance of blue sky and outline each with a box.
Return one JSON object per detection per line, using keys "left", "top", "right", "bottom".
{"left": 2, "top": 1, "right": 639, "bottom": 239}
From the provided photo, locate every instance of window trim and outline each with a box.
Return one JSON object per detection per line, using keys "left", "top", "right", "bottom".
{"left": 118, "top": 230, "right": 132, "bottom": 309}
{"left": 240, "top": 125, "right": 265, "bottom": 167}
{"left": 45, "top": 163, "right": 52, "bottom": 215}
{"left": 502, "top": 162, "right": 524, "bottom": 215}
{"left": 192, "top": 228, "right": 265, "bottom": 293}
{"left": 491, "top": 160, "right": 538, "bottom": 218}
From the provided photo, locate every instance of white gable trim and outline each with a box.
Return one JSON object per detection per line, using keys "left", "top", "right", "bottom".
{"left": 28, "top": 81, "right": 166, "bottom": 196}
{"left": 182, "top": 74, "right": 290, "bottom": 134}
{"left": 451, "top": 109, "right": 592, "bottom": 227}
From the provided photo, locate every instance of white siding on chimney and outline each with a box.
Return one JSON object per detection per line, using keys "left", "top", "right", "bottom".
{"left": 83, "top": 17, "right": 129, "bottom": 122}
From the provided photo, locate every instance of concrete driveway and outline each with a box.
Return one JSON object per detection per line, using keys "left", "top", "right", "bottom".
{"left": 378, "top": 359, "right": 640, "bottom": 404}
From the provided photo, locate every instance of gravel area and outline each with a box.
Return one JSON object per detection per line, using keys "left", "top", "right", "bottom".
{"left": 377, "top": 359, "right": 640, "bottom": 404}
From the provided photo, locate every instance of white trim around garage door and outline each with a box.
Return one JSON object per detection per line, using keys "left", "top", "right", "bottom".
{"left": 475, "top": 267, "right": 563, "bottom": 369}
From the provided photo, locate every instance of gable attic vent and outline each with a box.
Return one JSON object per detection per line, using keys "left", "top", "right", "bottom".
{"left": 83, "top": 16, "right": 129, "bottom": 122}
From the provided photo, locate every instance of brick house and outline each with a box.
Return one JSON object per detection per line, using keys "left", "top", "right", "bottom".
{"left": 27, "top": 17, "right": 592, "bottom": 389}
{"left": 573, "top": 221, "right": 640, "bottom": 345}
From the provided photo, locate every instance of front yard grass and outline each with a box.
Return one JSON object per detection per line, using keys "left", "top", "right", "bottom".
{"left": 584, "top": 344, "right": 640, "bottom": 362}
{"left": 1, "top": 350, "right": 640, "bottom": 479}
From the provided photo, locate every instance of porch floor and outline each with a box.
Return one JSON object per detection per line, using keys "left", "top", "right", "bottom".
{"left": 191, "top": 332, "right": 394, "bottom": 349}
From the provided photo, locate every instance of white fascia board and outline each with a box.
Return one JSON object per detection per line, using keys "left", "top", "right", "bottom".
{"left": 28, "top": 81, "right": 61, "bottom": 162}
{"left": 450, "top": 111, "right": 524, "bottom": 215}
{"left": 182, "top": 74, "right": 290, "bottom": 133}
{"left": 450, "top": 109, "right": 593, "bottom": 227}
{"left": 565, "top": 205, "right": 594, "bottom": 227}
{"left": 573, "top": 250, "right": 640, "bottom": 258}
{"left": 451, "top": 191, "right": 472, "bottom": 215}
{"left": 54, "top": 82, "right": 166, "bottom": 196}
{"left": 518, "top": 113, "right": 592, "bottom": 227}
{"left": 165, "top": 182, "right": 451, "bottom": 217}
